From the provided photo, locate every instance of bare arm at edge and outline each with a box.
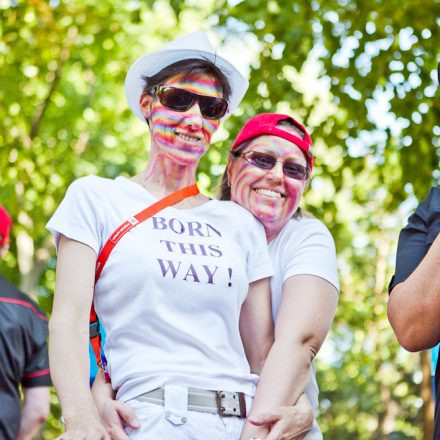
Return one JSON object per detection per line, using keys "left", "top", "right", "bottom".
{"left": 388, "top": 232, "right": 440, "bottom": 352}
{"left": 49, "top": 235, "right": 109, "bottom": 439}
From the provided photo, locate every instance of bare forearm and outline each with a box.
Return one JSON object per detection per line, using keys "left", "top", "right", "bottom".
{"left": 247, "top": 334, "right": 273, "bottom": 376}
{"left": 240, "top": 278, "right": 274, "bottom": 375}
{"left": 49, "top": 318, "right": 99, "bottom": 426}
{"left": 249, "top": 339, "right": 312, "bottom": 416}
{"left": 241, "top": 340, "right": 312, "bottom": 440}
{"left": 92, "top": 369, "right": 116, "bottom": 412}
{"left": 388, "top": 233, "right": 440, "bottom": 351}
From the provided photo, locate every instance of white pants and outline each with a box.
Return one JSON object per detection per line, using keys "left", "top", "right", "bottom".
{"left": 125, "top": 385, "right": 247, "bottom": 439}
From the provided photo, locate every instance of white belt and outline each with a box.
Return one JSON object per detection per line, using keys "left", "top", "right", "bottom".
{"left": 136, "top": 387, "right": 247, "bottom": 417}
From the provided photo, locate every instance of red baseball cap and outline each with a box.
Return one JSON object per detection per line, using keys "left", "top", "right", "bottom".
{"left": 0, "top": 205, "right": 12, "bottom": 247}
{"left": 231, "top": 113, "right": 314, "bottom": 170}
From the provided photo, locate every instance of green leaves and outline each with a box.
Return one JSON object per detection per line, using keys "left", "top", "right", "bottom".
{"left": 1, "top": 0, "right": 438, "bottom": 437}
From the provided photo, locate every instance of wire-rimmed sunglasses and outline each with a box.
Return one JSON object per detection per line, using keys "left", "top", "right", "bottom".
{"left": 232, "top": 150, "right": 310, "bottom": 180}
{"left": 151, "top": 86, "right": 228, "bottom": 120}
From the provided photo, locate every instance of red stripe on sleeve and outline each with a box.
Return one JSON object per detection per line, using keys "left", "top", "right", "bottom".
{"left": 0, "top": 297, "right": 48, "bottom": 320}
{"left": 24, "top": 368, "right": 50, "bottom": 379}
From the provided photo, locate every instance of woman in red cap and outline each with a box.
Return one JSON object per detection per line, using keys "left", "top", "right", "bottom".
{"left": 95, "top": 113, "right": 339, "bottom": 440}
{"left": 222, "top": 113, "right": 339, "bottom": 439}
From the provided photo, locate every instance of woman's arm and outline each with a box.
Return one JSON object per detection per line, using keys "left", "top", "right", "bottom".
{"left": 243, "top": 274, "right": 338, "bottom": 439}
{"left": 388, "top": 188, "right": 440, "bottom": 351}
{"left": 49, "top": 235, "right": 108, "bottom": 439}
{"left": 239, "top": 277, "right": 274, "bottom": 439}
{"left": 239, "top": 277, "right": 274, "bottom": 375}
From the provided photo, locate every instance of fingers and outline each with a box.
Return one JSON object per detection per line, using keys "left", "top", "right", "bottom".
{"left": 115, "top": 402, "right": 140, "bottom": 429}
{"left": 107, "top": 423, "right": 131, "bottom": 440}
{"left": 265, "top": 423, "right": 284, "bottom": 440}
{"left": 266, "top": 423, "right": 305, "bottom": 440}
{"left": 249, "top": 410, "right": 281, "bottom": 426}
{"left": 102, "top": 401, "right": 139, "bottom": 439}
{"left": 265, "top": 419, "right": 311, "bottom": 440}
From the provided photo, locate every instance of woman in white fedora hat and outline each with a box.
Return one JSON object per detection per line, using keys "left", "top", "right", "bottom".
{"left": 47, "top": 31, "right": 274, "bottom": 439}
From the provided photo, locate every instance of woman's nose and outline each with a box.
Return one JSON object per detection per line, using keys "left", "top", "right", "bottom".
{"left": 267, "top": 161, "right": 284, "bottom": 182}
{"left": 182, "top": 102, "right": 203, "bottom": 130}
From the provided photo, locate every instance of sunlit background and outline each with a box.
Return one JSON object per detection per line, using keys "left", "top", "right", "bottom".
{"left": 1, "top": 0, "right": 439, "bottom": 438}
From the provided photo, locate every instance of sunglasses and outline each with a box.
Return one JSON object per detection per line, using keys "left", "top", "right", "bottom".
{"left": 152, "top": 86, "right": 228, "bottom": 120}
{"left": 232, "top": 150, "right": 310, "bottom": 180}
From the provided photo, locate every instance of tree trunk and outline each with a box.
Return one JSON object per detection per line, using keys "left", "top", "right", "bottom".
{"left": 373, "top": 234, "right": 395, "bottom": 438}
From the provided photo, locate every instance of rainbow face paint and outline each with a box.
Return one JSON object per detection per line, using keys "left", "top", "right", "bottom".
{"left": 229, "top": 135, "right": 307, "bottom": 241}
{"left": 147, "top": 72, "right": 222, "bottom": 165}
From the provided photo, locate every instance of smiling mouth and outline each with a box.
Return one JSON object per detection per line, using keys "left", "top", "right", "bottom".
{"left": 176, "top": 133, "right": 201, "bottom": 143}
{"left": 254, "top": 188, "right": 283, "bottom": 199}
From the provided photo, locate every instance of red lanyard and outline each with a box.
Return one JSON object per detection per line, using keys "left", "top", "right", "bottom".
{"left": 89, "top": 183, "right": 199, "bottom": 378}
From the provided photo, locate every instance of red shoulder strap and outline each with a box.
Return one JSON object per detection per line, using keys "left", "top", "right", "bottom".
{"left": 89, "top": 183, "right": 199, "bottom": 373}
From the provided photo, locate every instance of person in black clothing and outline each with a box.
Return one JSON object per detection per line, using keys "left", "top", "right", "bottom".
{"left": 0, "top": 205, "right": 51, "bottom": 440}
{"left": 388, "top": 62, "right": 440, "bottom": 439}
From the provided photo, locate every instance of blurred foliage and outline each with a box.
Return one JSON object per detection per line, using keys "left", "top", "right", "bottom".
{"left": 1, "top": 0, "right": 439, "bottom": 438}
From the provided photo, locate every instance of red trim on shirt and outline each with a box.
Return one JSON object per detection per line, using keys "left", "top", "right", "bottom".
{"left": 24, "top": 368, "right": 50, "bottom": 379}
{"left": 0, "top": 297, "right": 48, "bottom": 321}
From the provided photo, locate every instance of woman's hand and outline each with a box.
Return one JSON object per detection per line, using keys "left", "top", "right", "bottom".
{"left": 97, "top": 399, "right": 139, "bottom": 440}
{"left": 248, "top": 394, "right": 314, "bottom": 440}
{"left": 92, "top": 370, "right": 139, "bottom": 440}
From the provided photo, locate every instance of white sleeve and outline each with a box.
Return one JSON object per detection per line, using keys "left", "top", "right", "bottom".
{"left": 282, "top": 219, "right": 339, "bottom": 291}
{"left": 46, "top": 176, "right": 104, "bottom": 255}
{"left": 243, "top": 213, "right": 274, "bottom": 283}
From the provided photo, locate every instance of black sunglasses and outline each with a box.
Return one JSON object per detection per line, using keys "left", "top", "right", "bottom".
{"left": 232, "top": 150, "right": 310, "bottom": 180}
{"left": 152, "top": 86, "right": 228, "bottom": 120}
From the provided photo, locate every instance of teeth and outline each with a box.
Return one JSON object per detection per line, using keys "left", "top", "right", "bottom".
{"left": 177, "top": 133, "right": 199, "bottom": 142}
{"left": 255, "top": 188, "right": 282, "bottom": 198}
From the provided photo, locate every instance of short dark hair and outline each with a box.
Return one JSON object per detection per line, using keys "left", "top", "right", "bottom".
{"left": 141, "top": 58, "right": 232, "bottom": 101}
{"left": 276, "top": 118, "right": 310, "bottom": 170}
{"left": 277, "top": 118, "right": 306, "bottom": 140}
{"left": 218, "top": 167, "right": 231, "bottom": 202}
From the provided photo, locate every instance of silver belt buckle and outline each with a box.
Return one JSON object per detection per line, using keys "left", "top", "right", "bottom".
{"left": 215, "top": 391, "right": 246, "bottom": 417}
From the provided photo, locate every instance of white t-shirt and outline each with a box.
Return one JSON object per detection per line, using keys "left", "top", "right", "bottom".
{"left": 268, "top": 216, "right": 339, "bottom": 439}
{"left": 47, "top": 176, "right": 273, "bottom": 402}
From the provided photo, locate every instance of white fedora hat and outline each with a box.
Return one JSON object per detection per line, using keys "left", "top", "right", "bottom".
{"left": 125, "top": 31, "right": 249, "bottom": 123}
